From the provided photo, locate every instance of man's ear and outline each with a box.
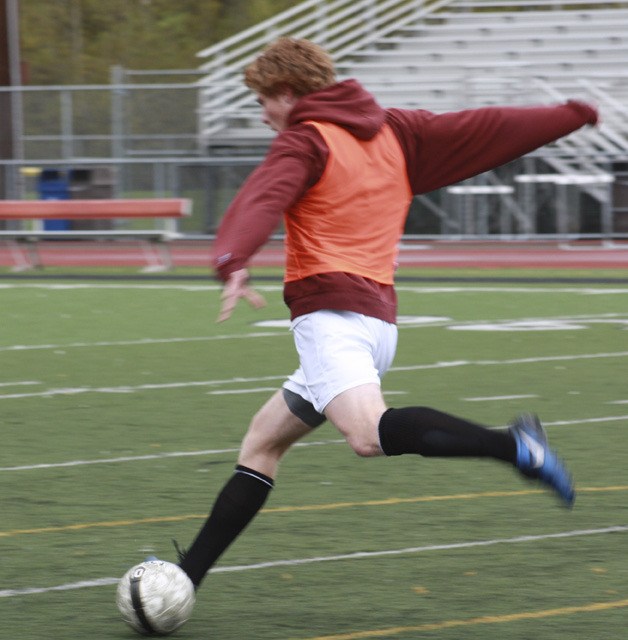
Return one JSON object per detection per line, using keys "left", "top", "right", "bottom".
{"left": 275, "top": 85, "right": 298, "bottom": 106}
{"left": 283, "top": 91, "right": 299, "bottom": 108}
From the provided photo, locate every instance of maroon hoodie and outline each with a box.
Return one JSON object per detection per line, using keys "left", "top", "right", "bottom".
{"left": 213, "top": 79, "right": 598, "bottom": 322}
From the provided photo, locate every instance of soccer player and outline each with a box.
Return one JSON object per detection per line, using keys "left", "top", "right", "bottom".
{"left": 177, "top": 37, "right": 598, "bottom": 588}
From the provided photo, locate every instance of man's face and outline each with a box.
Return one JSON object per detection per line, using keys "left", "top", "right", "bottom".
{"left": 257, "top": 91, "right": 298, "bottom": 132}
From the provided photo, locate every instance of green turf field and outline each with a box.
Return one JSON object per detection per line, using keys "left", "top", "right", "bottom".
{"left": 1, "top": 269, "right": 627, "bottom": 639}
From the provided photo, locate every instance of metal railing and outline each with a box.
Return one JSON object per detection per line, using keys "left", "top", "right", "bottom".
{"left": 0, "top": 81, "right": 203, "bottom": 166}
{"left": 196, "top": 0, "right": 456, "bottom": 143}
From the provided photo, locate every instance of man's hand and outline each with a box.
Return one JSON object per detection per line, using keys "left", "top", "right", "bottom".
{"left": 218, "top": 268, "right": 266, "bottom": 322}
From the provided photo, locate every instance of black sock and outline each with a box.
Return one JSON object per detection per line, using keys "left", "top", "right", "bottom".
{"left": 378, "top": 407, "right": 516, "bottom": 463}
{"left": 178, "top": 465, "right": 274, "bottom": 587}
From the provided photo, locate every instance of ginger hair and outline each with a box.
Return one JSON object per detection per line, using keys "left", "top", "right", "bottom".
{"left": 244, "top": 37, "right": 336, "bottom": 97}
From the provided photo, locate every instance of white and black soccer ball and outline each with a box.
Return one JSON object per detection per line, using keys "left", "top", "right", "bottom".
{"left": 116, "top": 560, "right": 195, "bottom": 636}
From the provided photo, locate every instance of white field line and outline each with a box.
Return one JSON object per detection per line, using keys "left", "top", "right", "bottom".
{"left": 464, "top": 394, "right": 538, "bottom": 402}
{"left": 1, "top": 415, "right": 626, "bottom": 473}
{"left": 210, "top": 525, "right": 628, "bottom": 574}
{"left": 395, "top": 285, "right": 628, "bottom": 295}
{"left": 0, "top": 374, "right": 287, "bottom": 400}
{"left": 390, "top": 350, "right": 628, "bottom": 373}
{"left": 1, "top": 525, "right": 625, "bottom": 599}
{"left": 0, "top": 381, "right": 40, "bottom": 388}
{"left": 205, "top": 389, "right": 411, "bottom": 398}
{"left": 206, "top": 388, "right": 412, "bottom": 398}
{"left": 0, "top": 312, "right": 625, "bottom": 354}
{"left": 0, "top": 439, "right": 346, "bottom": 472}
{"left": 207, "top": 386, "right": 282, "bottom": 395}
{"left": 0, "top": 283, "right": 224, "bottom": 292}
{"left": 1, "top": 350, "right": 628, "bottom": 402}
{"left": 0, "top": 578, "right": 120, "bottom": 598}
{"left": 429, "top": 313, "right": 624, "bottom": 331}
{"left": 395, "top": 286, "right": 628, "bottom": 295}
{"left": 0, "top": 332, "right": 287, "bottom": 353}
{"left": 1, "top": 282, "right": 627, "bottom": 295}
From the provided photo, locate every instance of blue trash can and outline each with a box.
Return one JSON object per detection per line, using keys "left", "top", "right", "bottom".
{"left": 38, "top": 169, "right": 70, "bottom": 231}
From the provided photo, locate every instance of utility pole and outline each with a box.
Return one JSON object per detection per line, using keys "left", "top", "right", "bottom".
{"left": 0, "top": 0, "right": 22, "bottom": 199}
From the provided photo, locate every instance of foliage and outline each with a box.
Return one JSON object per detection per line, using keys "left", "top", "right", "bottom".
{"left": 19, "top": 0, "right": 301, "bottom": 84}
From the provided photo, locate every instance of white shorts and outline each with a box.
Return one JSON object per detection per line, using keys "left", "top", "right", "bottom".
{"left": 283, "top": 310, "right": 398, "bottom": 415}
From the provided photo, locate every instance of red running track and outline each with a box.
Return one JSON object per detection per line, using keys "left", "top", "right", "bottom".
{"left": 1, "top": 239, "right": 627, "bottom": 270}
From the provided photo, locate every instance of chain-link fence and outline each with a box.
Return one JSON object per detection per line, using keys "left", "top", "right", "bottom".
{"left": 0, "top": 72, "right": 266, "bottom": 233}
{"left": 0, "top": 74, "right": 625, "bottom": 238}
{"left": 12, "top": 70, "right": 203, "bottom": 161}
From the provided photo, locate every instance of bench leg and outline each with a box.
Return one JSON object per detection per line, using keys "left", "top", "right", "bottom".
{"left": 8, "top": 240, "right": 39, "bottom": 272}
{"left": 139, "top": 239, "right": 173, "bottom": 273}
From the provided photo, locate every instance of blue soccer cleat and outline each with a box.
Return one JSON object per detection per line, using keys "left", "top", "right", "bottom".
{"left": 510, "top": 413, "right": 575, "bottom": 507}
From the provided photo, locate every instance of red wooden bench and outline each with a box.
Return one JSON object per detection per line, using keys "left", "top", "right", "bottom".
{"left": 0, "top": 198, "right": 191, "bottom": 271}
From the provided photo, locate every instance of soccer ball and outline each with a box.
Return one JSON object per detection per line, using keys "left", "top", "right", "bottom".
{"left": 116, "top": 560, "right": 195, "bottom": 636}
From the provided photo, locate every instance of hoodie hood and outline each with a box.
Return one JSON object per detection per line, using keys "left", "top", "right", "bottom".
{"left": 288, "top": 79, "right": 385, "bottom": 141}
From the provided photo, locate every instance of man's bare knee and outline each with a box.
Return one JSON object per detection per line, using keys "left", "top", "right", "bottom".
{"left": 241, "top": 409, "right": 292, "bottom": 459}
{"left": 345, "top": 433, "right": 383, "bottom": 458}
{"left": 324, "top": 384, "right": 387, "bottom": 458}
{"left": 238, "top": 390, "right": 313, "bottom": 477}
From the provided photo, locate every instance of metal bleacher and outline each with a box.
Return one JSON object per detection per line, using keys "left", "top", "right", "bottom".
{"left": 196, "top": 0, "right": 628, "bottom": 238}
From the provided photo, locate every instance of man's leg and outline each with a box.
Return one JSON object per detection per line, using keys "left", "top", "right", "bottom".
{"left": 178, "top": 390, "right": 312, "bottom": 587}
{"left": 324, "top": 384, "right": 574, "bottom": 505}
{"left": 324, "top": 384, "right": 515, "bottom": 461}
{"left": 377, "top": 406, "right": 516, "bottom": 461}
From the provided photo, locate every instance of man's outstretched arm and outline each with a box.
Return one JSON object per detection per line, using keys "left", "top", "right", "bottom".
{"left": 388, "top": 100, "right": 599, "bottom": 195}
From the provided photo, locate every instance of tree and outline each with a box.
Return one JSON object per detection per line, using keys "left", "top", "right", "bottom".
{"left": 19, "top": 0, "right": 301, "bottom": 85}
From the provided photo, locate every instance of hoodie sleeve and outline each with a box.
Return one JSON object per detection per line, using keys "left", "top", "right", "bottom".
{"left": 212, "top": 125, "right": 328, "bottom": 281}
{"left": 386, "top": 101, "right": 598, "bottom": 195}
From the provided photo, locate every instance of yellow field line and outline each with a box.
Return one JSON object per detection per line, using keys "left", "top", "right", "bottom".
{"left": 298, "top": 599, "right": 628, "bottom": 640}
{"left": 264, "top": 489, "right": 545, "bottom": 513}
{"left": 265, "top": 485, "right": 628, "bottom": 513}
{"left": 2, "top": 485, "right": 627, "bottom": 538}
{"left": 0, "top": 514, "right": 205, "bottom": 537}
